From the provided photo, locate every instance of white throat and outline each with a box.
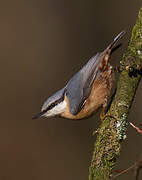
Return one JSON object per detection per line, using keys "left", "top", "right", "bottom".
{"left": 44, "top": 100, "right": 67, "bottom": 117}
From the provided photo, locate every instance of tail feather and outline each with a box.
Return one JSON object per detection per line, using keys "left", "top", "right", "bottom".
{"left": 107, "top": 31, "right": 125, "bottom": 50}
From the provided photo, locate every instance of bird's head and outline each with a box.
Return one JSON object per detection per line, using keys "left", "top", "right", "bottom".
{"left": 32, "top": 88, "right": 66, "bottom": 119}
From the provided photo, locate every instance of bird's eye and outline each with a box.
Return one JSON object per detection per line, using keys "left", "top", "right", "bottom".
{"left": 43, "top": 92, "right": 65, "bottom": 113}
{"left": 46, "top": 102, "right": 56, "bottom": 111}
{"left": 45, "top": 96, "right": 64, "bottom": 112}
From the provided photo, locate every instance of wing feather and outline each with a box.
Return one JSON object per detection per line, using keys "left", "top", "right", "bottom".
{"left": 66, "top": 53, "right": 101, "bottom": 115}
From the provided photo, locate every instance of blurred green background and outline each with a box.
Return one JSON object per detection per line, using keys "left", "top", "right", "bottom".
{"left": 0, "top": 1, "right": 142, "bottom": 179}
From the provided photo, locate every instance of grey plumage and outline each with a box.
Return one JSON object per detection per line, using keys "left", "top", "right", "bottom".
{"left": 41, "top": 53, "right": 102, "bottom": 116}
{"left": 41, "top": 88, "right": 66, "bottom": 111}
{"left": 32, "top": 31, "right": 125, "bottom": 119}
{"left": 65, "top": 53, "right": 102, "bottom": 115}
{"left": 65, "top": 31, "right": 125, "bottom": 115}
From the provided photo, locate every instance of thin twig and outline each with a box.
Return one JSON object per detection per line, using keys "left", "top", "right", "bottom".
{"left": 112, "top": 164, "right": 135, "bottom": 179}
{"left": 130, "top": 122, "right": 142, "bottom": 134}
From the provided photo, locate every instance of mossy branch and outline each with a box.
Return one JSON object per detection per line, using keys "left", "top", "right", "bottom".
{"left": 89, "top": 6, "right": 142, "bottom": 180}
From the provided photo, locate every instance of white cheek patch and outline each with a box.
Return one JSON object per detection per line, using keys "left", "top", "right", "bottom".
{"left": 44, "top": 100, "right": 67, "bottom": 117}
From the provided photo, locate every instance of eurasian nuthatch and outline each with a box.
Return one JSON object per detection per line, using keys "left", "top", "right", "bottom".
{"left": 33, "top": 31, "right": 125, "bottom": 120}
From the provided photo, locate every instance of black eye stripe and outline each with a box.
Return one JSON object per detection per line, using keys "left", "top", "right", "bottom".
{"left": 44, "top": 94, "right": 65, "bottom": 112}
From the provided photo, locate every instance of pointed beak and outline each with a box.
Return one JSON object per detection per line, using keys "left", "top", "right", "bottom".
{"left": 32, "top": 111, "right": 46, "bottom": 120}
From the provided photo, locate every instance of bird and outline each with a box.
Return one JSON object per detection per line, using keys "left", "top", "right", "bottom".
{"left": 33, "top": 31, "right": 125, "bottom": 120}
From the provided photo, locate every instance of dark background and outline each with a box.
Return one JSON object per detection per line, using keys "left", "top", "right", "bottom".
{"left": 1, "top": 1, "right": 142, "bottom": 179}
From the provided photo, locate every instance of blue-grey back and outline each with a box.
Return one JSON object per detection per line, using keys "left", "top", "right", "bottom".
{"left": 42, "top": 52, "right": 102, "bottom": 115}
{"left": 66, "top": 52, "right": 102, "bottom": 115}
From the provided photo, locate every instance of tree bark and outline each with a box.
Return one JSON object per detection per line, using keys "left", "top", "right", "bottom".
{"left": 89, "top": 6, "right": 142, "bottom": 180}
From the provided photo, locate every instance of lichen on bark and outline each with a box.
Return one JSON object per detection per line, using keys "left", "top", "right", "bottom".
{"left": 89, "top": 6, "right": 142, "bottom": 180}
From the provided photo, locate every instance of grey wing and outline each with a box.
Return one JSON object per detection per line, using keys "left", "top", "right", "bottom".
{"left": 65, "top": 52, "right": 102, "bottom": 115}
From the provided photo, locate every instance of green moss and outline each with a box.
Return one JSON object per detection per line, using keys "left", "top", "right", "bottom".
{"left": 128, "top": 7, "right": 142, "bottom": 61}
{"left": 116, "top": 113, "right": 127, "bottom": 140}
{"left": 89, "top": 6, "right": 142, "bottom": 180}
{"left": 89, "top": 116, "right": 121, "bottom": 179}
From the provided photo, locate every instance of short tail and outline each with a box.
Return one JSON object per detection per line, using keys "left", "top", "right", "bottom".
{"left": 107, "top": 30, "right": 125, "bottom": 50}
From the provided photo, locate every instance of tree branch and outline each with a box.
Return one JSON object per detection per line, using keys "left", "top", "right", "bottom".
{"left": 89, "top": 6, "right": 142, "bottom": 180}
